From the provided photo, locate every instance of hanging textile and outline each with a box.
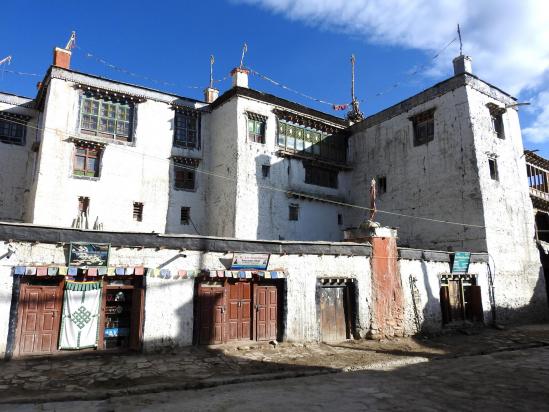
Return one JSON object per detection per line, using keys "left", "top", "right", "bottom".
{"left": 58, "top": 281, "right": 102, "bottom": 350}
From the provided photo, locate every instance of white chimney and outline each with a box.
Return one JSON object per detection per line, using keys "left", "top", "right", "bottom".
{"left": 453, "top": 55, "right": 472, "bottom": 75}
{"left": 204, "top": 87, "right": 219, "bottom": 103}
{"left": 230, "top": 67, "right": 249, "bottom": 88}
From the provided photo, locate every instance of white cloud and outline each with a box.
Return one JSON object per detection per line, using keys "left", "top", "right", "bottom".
{"left": 238, "top": 0, "right": 549, "bottom": 141}
{"left": 523, "top": 92, "right": 549, "bottom": 143}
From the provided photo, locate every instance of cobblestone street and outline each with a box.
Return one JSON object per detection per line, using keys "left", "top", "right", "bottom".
{"left": 0, "top": 324, "right": 548, "bottom": 410}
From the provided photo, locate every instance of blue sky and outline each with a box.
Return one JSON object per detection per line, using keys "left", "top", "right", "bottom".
{"left": 1, "top": 1, "right": 548, "bottom": 156}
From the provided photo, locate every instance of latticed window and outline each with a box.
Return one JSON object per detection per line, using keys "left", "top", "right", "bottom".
{"left": 133, "top": 202, "right": 143, "bottom": 222}
{"left": 0, "top": 117, "right": 26, "bottom": 145}
{"left": 247, "top": 113, "right": 266, "bottom": 144}
{"left": 80, "top": 94, "right": 133, "bottom": 141}
{"left": 174, "top": 111, "right": 199, "bottom": 149}
{"left": 277, "top": 121, "right": 344, "bottom": 162}
{"left": 410, "top": 109, "right": 435, "bottom": 146}
{"left": 73, "top": 144, "right": 101, "bottom": 177}
{"left": 175, "top": 169, "right": 195, "bottom": 190}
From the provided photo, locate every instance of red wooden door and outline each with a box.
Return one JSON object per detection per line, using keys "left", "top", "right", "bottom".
{"left": 227, "top": 281, "right": 252, "bottom": 341}
{"left": 255, "top": 285, "right": 278, "bottom": 341}
{"left": 319, "top": 286, "right": 347, "bottom": 342}
{"left": 16, "top": 283, "right": 63, "bottom": 356}
{"left": 198, "top": 284, "right": 225, "bottom": 344}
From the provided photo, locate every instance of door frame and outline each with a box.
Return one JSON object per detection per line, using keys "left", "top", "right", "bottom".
{"left": 315, "top": 278, "right": 357, "bottom": 342}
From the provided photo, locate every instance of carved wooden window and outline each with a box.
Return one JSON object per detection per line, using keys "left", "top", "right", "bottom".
{"left": 80, "top": 94, "right": 133, "bottom": 141}
{"left": 410, "top": 109, "right": 435, "bottom": 146}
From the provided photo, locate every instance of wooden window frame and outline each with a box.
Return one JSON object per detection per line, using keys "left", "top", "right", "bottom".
{"left": 80, "top": 94, "right": 133, "bottom": 142}
{"left": 410, "top": 109, "right": 435, "bottom": 146}
{"left": 78, "top": 196, "right": 90, "bottom": 214}
{"left": 133, "top": 202, "right": 143, "bottom": 222}
{"left": 248, "top": 118, "right": 266, "bottom": 144}
{"left": 174, "top": 111, "right": 200, "bottom": 149}
{"left": 0, "top": 117, "right": 26, "bottom": 145}
{"left": 174, "top": 168, "right": 196, "bottom": 191}
{"left": 73, "top": 144, "right": 101, "bottom": 177}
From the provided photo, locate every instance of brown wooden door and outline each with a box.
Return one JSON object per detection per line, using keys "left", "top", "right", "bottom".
{"left": 198, "top": 284, "right": 225, "bottom": 344}
{"left": 255, "top": 285, "right": 278, "bottom": 341}
{"left": 319, "top": 286, "right": 347, "bottom": 342}
{"left": 227, "top": 281, "right": 252, "bottom": 342}
{"left": 16, "top": 283, "right": 63, "bottom": 356}
{"left": 448, "top": 280, "right": 464, "bottom": 322}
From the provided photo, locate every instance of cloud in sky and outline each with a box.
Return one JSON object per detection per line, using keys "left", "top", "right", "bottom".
{"left": 238, "top": 0, "right": 549, "bottom": 141}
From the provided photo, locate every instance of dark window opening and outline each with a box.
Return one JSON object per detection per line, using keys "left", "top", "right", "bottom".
{"left": 338, "top": 213, "right": 343, "bottom": 225}
{"left": 80, "top": 94, "right": 133, "bottom": 141}
{"left": 491, "top": 113, "right": 504, "bottom": 138}
{"left": 0, "top": 117, "right": 26, "bottom": 145}
{"left": 377, "top": 176, "right": 387, "bottom": 194}
{"left": 248, "top": 117, "right": 266, "bottom": 144}
{"left": 174, "top": 112, "right": 199, "bottom": 149}
{"left": 133, "top": 202, "right": 143, "bottom": 222}
{"left": 489, "top": 158, "right": 499, "bottom": 181}
{"left": 304, "top": 165, "right": 338, "bottom": 189}
{"left": 410, "top": 109, "right": 435, "bottom": 146}
{"left": 78, "top": 196, "right": 90, "bottom": 213}
{"left": 261, "top": 164, "right": 270, "bottom": 178}
{"left": 73, "top": 144, "right": 101, "bottom": 177}
{"left": 180, "top": 207, "right": 190, "bottom": 225}
{"left": 175, "top": 169, "right": 196, "bottom": 190}
{"left": 289, "top": 204, "right": 299, "bottom": 221}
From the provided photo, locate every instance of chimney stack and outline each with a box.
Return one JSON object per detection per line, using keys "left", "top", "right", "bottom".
{"left": 230, "top": 67, "right": 249, "bottom": 88}
{"left": 53, "top": 47, "right": 71, "bottom": 69}
{"left": 204, "top": 87, "right": 219, "bottom": 103}
{"left": 452, "top": 55, "right": 472, "bottom": 75}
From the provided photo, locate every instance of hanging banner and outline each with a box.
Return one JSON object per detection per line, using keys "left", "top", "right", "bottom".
{"left": 69, "top": 243, "right": 110, "bottom": 267}
{"left": 58, "top": 281, "right": 102, "bottom": 350}
{"left": 231, "top": 253, "right": 270, "bottom": 270}
{"left": 452, "top": 251, "right": 471, "bottom": 274}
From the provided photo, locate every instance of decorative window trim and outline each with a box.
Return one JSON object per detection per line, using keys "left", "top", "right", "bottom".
{"left": 246, "top": 111, "right": 267, "bottom": 122}
{"left": 246, "top": 113, "right": 266, "bottom": 144}
{"left": 72, "top": 142, "right": 102, "bottom": 179}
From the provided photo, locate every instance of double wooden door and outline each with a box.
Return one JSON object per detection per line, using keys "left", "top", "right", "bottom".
{"left": 15, "top": 280, "right": 63, "bottom": 356}
{"left": 197, "top": 280, "right": 278, "bottom": 344}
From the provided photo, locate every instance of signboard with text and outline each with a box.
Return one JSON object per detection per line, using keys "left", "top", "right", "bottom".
{"left": 452, "top": 251, "right": 471, "bottom": 274}
{"left": 69, "top": 243, "right": 110, "bottom": 267}
{"left": 231, "top": 253, "right": 270, "bottom": 270}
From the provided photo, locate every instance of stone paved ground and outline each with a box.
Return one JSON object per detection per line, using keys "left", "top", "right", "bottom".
{"left": 0, "top": 324, "right": 548, "bottom": 407}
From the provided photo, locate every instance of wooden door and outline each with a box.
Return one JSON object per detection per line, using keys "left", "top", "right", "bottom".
{"left": 448, "top": 280, "right": 464, "bottom": 322}
{"left": 16, "top": 283, "right": 63, "bottom": 356}
{"left": 255, "top": 285, "right": 278, "bottom": 341}
{"left": 227, "top": 281, "right": 252, "bottom": 342}
{"left": 319, "top": 286, "right": 347, "bottom": 342}
{"left": 197, "top": 284, "right": 225, "bottom": 344}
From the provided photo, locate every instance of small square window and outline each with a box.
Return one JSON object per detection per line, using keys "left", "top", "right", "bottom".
{"left": 180, "top": 207, "right": 190, "bottom": 225}
{"left": 262, "top": 164, "right": 270, "bottom": 178}
{"left": 78, "top": 196, "right": 90, "bottom": 213}
{"left": 289, "top": 204, "right": 299, "bottom": 221}
{"left": 488, "top": 158, "right": 499, "bottom": 181}
{"left": 377, "top": 176, "right": 387, "bottom": 194}
{"left": 133, "top": 202, "right": 143, "bottom": 222}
